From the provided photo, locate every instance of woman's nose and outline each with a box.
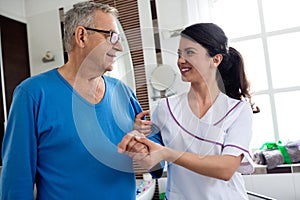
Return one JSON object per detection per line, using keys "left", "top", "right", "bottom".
{"left": 177, "top": 55, "right": 186, "bottom": 64}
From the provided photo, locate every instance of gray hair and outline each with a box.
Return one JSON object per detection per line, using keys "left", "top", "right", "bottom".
{"left": 63, "top": 1, "right": 118, "bottom": 52}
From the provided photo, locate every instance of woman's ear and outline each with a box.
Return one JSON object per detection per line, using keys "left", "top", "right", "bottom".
{"left": 212, "top": 54, "right": 223, "bottom": 67}
{"left": 74, "top": 26, "right": 86, "bottom": 48}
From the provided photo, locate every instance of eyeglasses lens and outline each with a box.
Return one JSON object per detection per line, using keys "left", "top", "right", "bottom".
{"left": 110, "top": 32, "right": 120, "bottom": 45}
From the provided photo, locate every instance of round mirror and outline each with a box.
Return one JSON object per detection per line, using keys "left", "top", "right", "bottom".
{"left": 150, "top": 65, "right": 176, "bottom": 91}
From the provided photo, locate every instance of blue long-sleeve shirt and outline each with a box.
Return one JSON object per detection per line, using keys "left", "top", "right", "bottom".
{"left": 1, "top": 68, "right": 142, "bottom": 200}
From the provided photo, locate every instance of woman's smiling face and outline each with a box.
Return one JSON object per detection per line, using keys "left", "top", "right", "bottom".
{"left": 177, "top": 36, "right": 216, "bottom": 84}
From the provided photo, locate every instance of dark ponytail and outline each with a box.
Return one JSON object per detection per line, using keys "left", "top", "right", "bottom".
{"left": 217, "top": 47, "right": 248, "bottom": 100}
{"left": 181, "top": 23, "right": 260, "bottom": 113}
{"left": 217, "top": 47, "right": 259, "bottom": 113}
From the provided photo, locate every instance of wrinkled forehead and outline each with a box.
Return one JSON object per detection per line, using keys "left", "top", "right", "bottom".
{"left": 93, "top": 10, "right": 119, "bottom": 32}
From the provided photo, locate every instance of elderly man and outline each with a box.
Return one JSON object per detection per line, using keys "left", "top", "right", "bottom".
{"left": 1, "top": 1, "right": 146, "bottom": 199}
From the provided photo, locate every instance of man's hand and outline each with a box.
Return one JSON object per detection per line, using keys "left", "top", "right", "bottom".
{"left": 134, "top": 110, "right": 152, "bottom": 134}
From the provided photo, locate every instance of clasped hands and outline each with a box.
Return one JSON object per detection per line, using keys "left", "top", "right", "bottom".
{"left": 117, "top": 110, "right": 164, "bottom": 170}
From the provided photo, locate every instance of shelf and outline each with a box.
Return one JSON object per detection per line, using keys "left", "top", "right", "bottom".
{"left": 251, "top": 163, "right": 300, "bottom": 174}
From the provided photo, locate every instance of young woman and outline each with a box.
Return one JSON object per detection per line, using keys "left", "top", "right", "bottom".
{"left": 119, "top": 23, "right": 259, "bottom": 200}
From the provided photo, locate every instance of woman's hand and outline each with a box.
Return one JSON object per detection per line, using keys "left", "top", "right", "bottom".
{"left": 118, "top": 131, "right": 165, "bottom": 170}
{"left": 118, "top": 130, "right": 149, "bottom": 160}
{"left": 132, "top": 137, "right": 165, "bottom": 170}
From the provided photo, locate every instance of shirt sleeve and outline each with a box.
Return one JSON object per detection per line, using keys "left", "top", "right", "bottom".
{"left": 1, "top": 87, "right": 37, "bottom": 200}
{"left": 222, "top": 101, "right": 254, "bottom": 174}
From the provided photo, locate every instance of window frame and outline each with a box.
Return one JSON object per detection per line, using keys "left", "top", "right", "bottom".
{"left": 212, "top": 0, "right": 300, "bottom": 149}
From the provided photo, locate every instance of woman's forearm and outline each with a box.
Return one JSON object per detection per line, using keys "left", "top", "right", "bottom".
{"left": 163, "top": 147, "right": 243, "bottom": 181}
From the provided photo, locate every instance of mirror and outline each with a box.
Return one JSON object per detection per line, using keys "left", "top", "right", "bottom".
{"left": 150, "top": 64, "right": 176, "bottom": 91}
{"left": 150, "top": 64, "right": 176, "bottom": 99}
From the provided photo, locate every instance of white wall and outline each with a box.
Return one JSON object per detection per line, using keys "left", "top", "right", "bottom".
{"left": 0, "top": 0, "right": 26, "bottom": 23}
{"left": 24, "top": 0, "right": 78, "bottom": 17}
{"left": 26, "top": 8, "right": 64, "bottom": 75}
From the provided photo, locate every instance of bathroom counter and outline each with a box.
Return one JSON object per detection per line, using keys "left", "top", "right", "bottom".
{"left": 136, "top": 179, "right": 156, "bottom": 200}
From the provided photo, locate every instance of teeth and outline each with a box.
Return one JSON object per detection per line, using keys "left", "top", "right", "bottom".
{"left": 181, "top": 68, "right": 190, "bottom": 72}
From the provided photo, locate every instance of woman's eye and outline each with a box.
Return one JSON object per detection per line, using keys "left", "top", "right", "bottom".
{"left": 186, "top": 50, "right": 194, "bottom": 56}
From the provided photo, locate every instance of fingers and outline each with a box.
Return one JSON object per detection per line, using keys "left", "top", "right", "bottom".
{"left": 118, "top": 131, "right": 148, "bottom": 154}
{"left": 135, "top": 141, "right": 165, "bottom": 170}
{"left": 117, "top": 130, "right": 138, "bottom": 153}
{"left": 130, "top": 139, "right": 148, "bottom": 152}
{"left": 136, "top": 121, "right": 152, "bottom": 134}
{"left": 126, "top": 135, "right": 145, "bottom": 152}
{"left": 118, "top": 134, "right": 164, "bottom": 170}
{"left": 135, "top": 137, "right": 154, "bottom": 149}
{"left": 135, "top": 110, "right": 150, "bottom": 119}
{"left": 134, "top": 111, "right": 152, "bottom": 134}
{"left": 130, "top": 143, "right": 149, "bottom": 160}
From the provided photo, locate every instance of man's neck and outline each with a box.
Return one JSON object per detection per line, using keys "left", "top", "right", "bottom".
{"left": 58, "top": 63, "right": 106, "bottom": 104}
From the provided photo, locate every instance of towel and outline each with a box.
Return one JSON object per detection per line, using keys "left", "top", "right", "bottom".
{"left": 253, "top": 144, "right": 300, "bottom": 169}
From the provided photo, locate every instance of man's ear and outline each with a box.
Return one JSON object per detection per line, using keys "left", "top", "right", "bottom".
{"left": 74, "top": 26, "right": 86, "bottom": 48}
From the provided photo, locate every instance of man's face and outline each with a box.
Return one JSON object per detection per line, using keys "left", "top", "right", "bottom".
{"left": 83, "top": 10, "right": 123, "bottom": 74}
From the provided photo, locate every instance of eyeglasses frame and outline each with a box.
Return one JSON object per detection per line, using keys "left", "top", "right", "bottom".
{"left": 83, "top": 27, "right": 120, "bottom": 45}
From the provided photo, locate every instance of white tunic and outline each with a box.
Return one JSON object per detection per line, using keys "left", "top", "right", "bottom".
{"left": 152, "top": 92, "right": 254, "bottom": 200}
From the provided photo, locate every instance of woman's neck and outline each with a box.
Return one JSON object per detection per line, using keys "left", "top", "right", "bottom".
{"left": 188, "top": 82, "right": 220, "bottom": 118}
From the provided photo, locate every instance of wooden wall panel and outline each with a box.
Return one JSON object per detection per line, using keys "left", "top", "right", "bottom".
{"left": 97, "top": 0, "right": 150, "bottom": 112}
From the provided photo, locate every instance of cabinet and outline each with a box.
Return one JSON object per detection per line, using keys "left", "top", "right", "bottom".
{"left": 243, "top": 164, "right": 300, "bottom": 200}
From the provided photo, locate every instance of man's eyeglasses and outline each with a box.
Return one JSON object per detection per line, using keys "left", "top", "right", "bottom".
{"left": 84, "top": 27, "right": 120, "bottom": 45}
